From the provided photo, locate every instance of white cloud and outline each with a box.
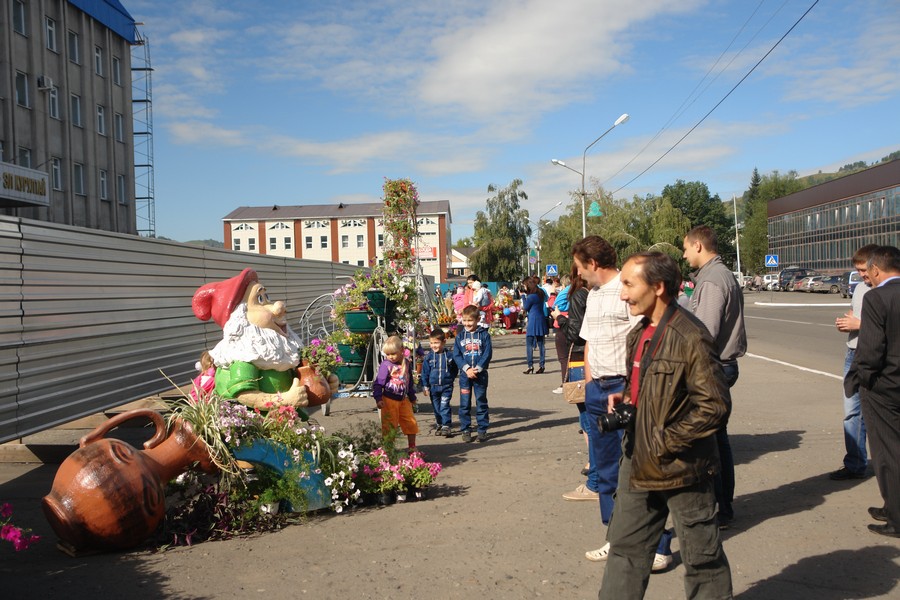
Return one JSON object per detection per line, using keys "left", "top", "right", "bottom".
{"left": 168, "top": 121, "right": 246, "bottom": 147}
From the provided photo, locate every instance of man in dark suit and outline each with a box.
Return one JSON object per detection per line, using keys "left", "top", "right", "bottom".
{"left": 845, "top": 245, "right": 900, "bottom": 537}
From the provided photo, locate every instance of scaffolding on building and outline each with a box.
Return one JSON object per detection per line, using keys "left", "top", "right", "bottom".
{"left": 131, "top": 26, "right": 156, "bottom": 237}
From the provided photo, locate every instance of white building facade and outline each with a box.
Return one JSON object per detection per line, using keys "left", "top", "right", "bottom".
{"left": 223, "top": 201, "right": 452, "bottom": 283}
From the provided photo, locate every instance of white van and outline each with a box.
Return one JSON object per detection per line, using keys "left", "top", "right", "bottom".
{"left": 763, "top": 274, "right": 778, "bottom": 289}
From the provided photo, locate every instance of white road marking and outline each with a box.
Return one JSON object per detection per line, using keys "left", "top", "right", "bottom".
{"left": 745, "top": 315, "right": 836, "bottom": 328}
{"left": 746, "top": 353, "right": 842, "bottom": 380}
{"left": 753, "top": 302, "right": 850, "bottom": 307}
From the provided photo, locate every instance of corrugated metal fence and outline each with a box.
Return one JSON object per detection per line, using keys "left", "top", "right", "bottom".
{"left": 0, "top": 216, "right": 359, "bottom": 443}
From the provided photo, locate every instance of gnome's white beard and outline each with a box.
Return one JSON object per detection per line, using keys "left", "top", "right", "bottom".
{"left": 210, "top": 303, "right": 302, "bottom": 371}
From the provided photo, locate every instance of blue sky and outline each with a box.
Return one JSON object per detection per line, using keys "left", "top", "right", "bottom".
{"left": 127, "top": 0, "right": 900, "bottom": 243}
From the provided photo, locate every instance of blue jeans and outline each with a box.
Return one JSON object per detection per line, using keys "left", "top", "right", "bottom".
{"left": 459, "top": 372, "right": 489, "bottom": 434}
{"left": 430, "top": 386, "right": 453, "bottom": 428}
{"left": 842, "top": 348, "right": 868, "bottom": 473}
{"left": 715, "top": 361, "right": 739, "bottom": 519}
{"left": 526, "top": 335, "right": 545, "bottom": 369}
{"left": 584, "top": 377, "right": 626, "bottom": 525}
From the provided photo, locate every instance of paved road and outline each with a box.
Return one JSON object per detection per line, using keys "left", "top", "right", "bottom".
{"left": 1, "top": 304, "right": 899, "bottom": 599}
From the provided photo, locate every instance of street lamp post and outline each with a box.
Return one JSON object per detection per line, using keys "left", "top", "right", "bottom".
{"left": 528, "top": 201, "right": 563, "bottom": 276}
{"left": 551, "top": 113, "right": 630, "bottom": 238}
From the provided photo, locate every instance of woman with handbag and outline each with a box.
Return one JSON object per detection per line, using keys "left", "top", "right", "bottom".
{"left": 522, "top": 278, "right": 548, "bottom": 374}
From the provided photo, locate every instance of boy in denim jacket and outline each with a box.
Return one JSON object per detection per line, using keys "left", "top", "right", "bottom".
{"left": 452, "top": 305, "right": 493, "bottom": 442}
{"left": 422, "top": 328, "right": 458, "bottom": 437}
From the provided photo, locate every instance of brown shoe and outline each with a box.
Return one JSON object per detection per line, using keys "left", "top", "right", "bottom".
{"left": 563, "top": 484, "right": 599, "bottom": 501}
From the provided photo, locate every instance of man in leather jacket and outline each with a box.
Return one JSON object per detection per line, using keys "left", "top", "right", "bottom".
{"left": 599, "top": 252, "right": 732, "bottom": 600}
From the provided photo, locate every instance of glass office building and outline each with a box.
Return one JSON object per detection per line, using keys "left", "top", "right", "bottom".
{"left": 768, "top": 160, "right": 900, "bottom": 273}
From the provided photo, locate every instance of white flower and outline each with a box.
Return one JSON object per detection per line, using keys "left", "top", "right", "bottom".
{"left": 324, "top": 477, "right": 334, "bottom": 486}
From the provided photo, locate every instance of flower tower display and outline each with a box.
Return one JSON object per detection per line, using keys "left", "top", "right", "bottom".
{"left": 381, "top": 178, "right": 419, "bottom": 276}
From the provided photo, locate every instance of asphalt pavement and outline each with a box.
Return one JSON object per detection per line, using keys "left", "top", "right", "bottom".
{"left": 1, "top": 300, "right": 898, "bottom": 599}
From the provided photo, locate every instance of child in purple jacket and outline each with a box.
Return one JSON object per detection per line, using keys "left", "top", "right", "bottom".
{"left": 373, "top": 335, "right": 419, "bottom": 452}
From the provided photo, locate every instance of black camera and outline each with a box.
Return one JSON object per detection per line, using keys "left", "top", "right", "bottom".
{"left": 597, "top": 403, "right": 636, "bottom": 432}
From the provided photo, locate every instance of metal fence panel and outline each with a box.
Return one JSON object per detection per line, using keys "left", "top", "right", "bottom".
{"left": 0, "top": 217, "right": 367, "bottom": 443}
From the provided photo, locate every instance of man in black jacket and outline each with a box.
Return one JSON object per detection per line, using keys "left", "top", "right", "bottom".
{"left": 599, "top": 252, "right": 731, "bottom": 600}
{"left": 845, "top": 245, "right": 900, "bottom": 538}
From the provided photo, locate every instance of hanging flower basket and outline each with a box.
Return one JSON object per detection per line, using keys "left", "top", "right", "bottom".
{"left": 363, "top": 290, "right": 397, "bottom": 318}
{"left": 345, "top": 310, "right": 377, "bottom": 333}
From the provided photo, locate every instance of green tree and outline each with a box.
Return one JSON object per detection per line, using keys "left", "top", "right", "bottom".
{"left": 741, "top": 169, "right": 804, "bottom": 272}
{"left": 662, "top": 180, "right": 735, "bottom": 269}
{"left": 453, "top": 236, "right": 474, "bottom": 248}
{"left": 468, "top": 179, "right": 532, "bottom": 281}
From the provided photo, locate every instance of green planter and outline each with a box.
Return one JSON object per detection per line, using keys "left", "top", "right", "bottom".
{"left": 336, "top": 343, "right": 365, "bottom": 362}
{"left": 344, "top": 310, "right": 376, "bottom": 333}
{"left": 363, "top": 290, "right": 396, "bottom": 318}
{"left": 336, "top": 363, "right": 365, "bottom": 384}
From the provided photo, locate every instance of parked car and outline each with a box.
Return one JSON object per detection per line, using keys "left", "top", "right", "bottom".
{"left": 763, "top": 274, "right": 779, "bottom": 290}
{"left": 794, "top": 276, "right": 817, "bottom": 292}
{"left": 840, "top": 270, "right": 865, "bottom": 298}
{"left": 778, "top": 267, "right": 819, "bottom": 291}
{"left": 808, "top": 275, "right": 843, "bottom": 294}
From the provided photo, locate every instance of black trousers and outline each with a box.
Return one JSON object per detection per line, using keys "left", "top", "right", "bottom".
{"left": 860, "top": 389, "right": 900, "bottom": 528}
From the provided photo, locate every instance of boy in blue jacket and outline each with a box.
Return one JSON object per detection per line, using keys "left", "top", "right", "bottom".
{"left": 452, "top": 305, "right": 493, "bottom": 442}
{"left": 422, "top": 328, "right": 458, "bottom": 437}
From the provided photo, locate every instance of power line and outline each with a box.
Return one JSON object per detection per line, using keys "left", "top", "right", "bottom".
{"left": 611, "top": 0, "right": 820, "bottom": 196}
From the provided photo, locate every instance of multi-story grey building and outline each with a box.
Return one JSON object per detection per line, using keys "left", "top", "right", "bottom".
{"left": 1, "top": 0, "right": 137, "bottom": 234}
{"left": 768, "top": 159, "right": 900, "bottom": 273}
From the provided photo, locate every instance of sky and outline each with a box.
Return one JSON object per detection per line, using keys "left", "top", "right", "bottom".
{"left": 126, "top": 0, "right": 900, "bottom": 243}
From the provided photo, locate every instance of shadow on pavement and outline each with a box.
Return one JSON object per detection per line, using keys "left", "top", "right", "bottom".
{"left": 735, "top": 546, "right": 900, "bottom": 599}
{"left": 731, "top": 430, "right": 804, "bottom": 466}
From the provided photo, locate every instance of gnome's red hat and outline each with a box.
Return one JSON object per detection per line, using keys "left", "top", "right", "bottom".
{"left": 192, "top": 268, "right": 259, "bottom": 327}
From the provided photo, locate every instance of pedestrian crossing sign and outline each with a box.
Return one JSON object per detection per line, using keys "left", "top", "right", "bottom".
{"left": 765, "top": 255, "right": 779, "bottom": 268}
{"left": 546, "top": 264, "right": 559, "bottom": 277}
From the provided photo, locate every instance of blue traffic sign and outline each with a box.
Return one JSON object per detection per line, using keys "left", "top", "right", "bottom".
{"left": 765, "top": 254, "right": 779, "bottom": 268}
{"left": 546, "top": 264, "right": 559, "bottom": 277}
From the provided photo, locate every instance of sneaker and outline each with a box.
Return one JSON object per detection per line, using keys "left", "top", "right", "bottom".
{"left": 474, "top": 431, "right": 489, "bottom": 443}
{"left": 585, "top": 542, "right": 610, "bottom": 562}
{"left": 651, "top": 553, "right": 673, "bottom": 572}
{"left": 552, "top": 386, "right": 563, "bottom": 394}
{"left": 829, "top": 466, "right": 866, "bottom": 480}
{"left": 462, "top": 430, "right": 473, "bottom": 443}
{"left": 437, "top": 426, "right": 451, "bottom": 437}
{"left": 563, "top": 484, "right": 599, "bottom": 501}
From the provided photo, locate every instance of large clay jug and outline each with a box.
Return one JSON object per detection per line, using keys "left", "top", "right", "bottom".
{"left": 298, "top": 365, "right": 337, "bottom": 407}
{"left": 42, "top": 409, "right": 217, "bottom": 552}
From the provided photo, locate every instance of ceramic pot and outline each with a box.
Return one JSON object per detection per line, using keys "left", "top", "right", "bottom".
{"left": 298, "top": 365, "right": 333, "bottom": 406}
{"left": 42, "top": 409, "right": 216, "bottom": 552}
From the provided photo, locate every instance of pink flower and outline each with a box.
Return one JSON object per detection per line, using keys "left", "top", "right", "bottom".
{"left": 0, "top": 503, "right": 11, "bottom": 518}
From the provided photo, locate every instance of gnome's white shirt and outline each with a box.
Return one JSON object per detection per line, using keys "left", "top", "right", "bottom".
{"left": 210, "top": 303, "right": 302, "bottom": 371}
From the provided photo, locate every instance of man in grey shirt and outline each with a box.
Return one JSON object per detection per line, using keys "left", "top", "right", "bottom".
{"left": 683, "top": 225, "right": 746, "bottom": 527}
{"left": 831, "top": 244, "right": 877, "bottom": 480}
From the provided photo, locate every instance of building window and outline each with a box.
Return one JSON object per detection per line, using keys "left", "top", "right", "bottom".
{"left": 305, "top": 236, "right": 312, "bottom": 249}
{"left": 248, "top": 238, "right": 256, "bottom": 251}
{"left": 284, "top": 237, "right": 292, "bottom": 250}
{"left": 320, "top": 236, "right": 328, "bottom": 249}
{"left": 67, "top": 31, "right": 80, "bottom": 64}
{"left": 15, "top": 72, "right": 29, "bottom": 107}
{"left": 73, "top": 163, "right": 85, "bottom": 195}
{"left": 94, "top": 46, "right": 104, "bottom": 76}
{"left": 116, "top": 174, "right": 126, "bottom": 204}
{"left": 99, "top": 170, "right": 108, "bottom": 200}
{"left": 112, "top": 57, "right": 121, "bottom": 85}
{"left": 356, "top": 234, "right": 364, "bottom": 248}
{"left": 233, "top": 223, "right": 254, "bottom": 231}
{"left": 377, "top": 233, "right": 384, "bottom": 247}
{"left": 357, "top": 260, "right": 365, "bottom": 266}
{"left": 269, "top": 237, "right": 277, "bottom": 250}
{"left": 13, "top": 1, "right": 26, "bottom": 35}
{"left": 114, "top": 113, "right": 124, "bottom": 141}
{"left": 17, "top": 147, "right": 31, "bottom": 168}
{"left": 96, "top": 105, "right": 106, "bottom": 135}
{"left": 51, "top": 158, "right": 62, "bottom": 190}
{"left": 233, "top": 239, "right": 241, "bottom": 251}
{"left": 70, "top": 94, "right": 82, "bottom": 127}
{"left": 341, "top": 235, "right": 349, "bottom": 248}
{"left": 48, "top": 87, "right": 60, "bottom": 119}
{"left": 46, "top": 18, "right": 57, "bottom": 51}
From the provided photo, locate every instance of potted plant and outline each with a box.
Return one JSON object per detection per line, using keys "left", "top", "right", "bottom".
{"left": 329, "top": 330, "right": 369, "bottom": 384}
{"left": 400, "top": 452, "right": 442, "bottom": 500}
{"left": 299, "top": 338, "right": 341, "bottom": 405}
{"left": 333, "top": 280, "right": 376, "bottom": 333}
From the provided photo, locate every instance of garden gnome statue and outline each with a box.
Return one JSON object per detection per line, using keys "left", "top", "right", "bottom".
{"left": 192, "top": 268, "right": 310, "bottom": 410}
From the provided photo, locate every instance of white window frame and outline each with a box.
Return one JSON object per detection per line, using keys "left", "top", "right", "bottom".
{"left": 284, "top": 237, "right": 292, "bottom": 250}
{"left": 248, "top": 238, "right": 256, "bottom": 251}
{"left": 356, "top": 234, "right": 364, "bottom": 248}
{"left": 15, "top": 72, "right": 29, "bottom": 108}
{"left": 233, "top": 239, "right": 241, "bottom": 252}
{"left": 46, "top": 18, "right": 58, "bottom": 52}
{"left": 320, "top": 236, "right": 328, "bottom": 249}
{"left": 48, "top": 86, "right": 60, "bottom": 119}
{"left": 73, "top": 163, "right": 85, "bottom": 195}
{"left": 305, "top": 236, "right": 312, "bottom": 249}
{"left": 51, "top": 158, "right": 62, "bottom": 190}
{"left": 116, "top": 174, "right": 126, "bottom": 204}
{"left": 341, "top": 234, "right": 349, "bottom": 248}
{"left": 114, "top": 113, "right": 124, "bottom": 141}
{"left": 377, "top": 233, "right": 384, "bottom": 247}
{"left": 13, "top": 1, "right": 26, "bottom": 35}
{"left": 96, "top": 105, "right": 106, "bottom": 135}
{"left": 112, "top": 56, "right": 121, "bottom": 85}
{"left": 67, "top": 30, "right": 80, "bottom": 64}
{"left": 99, "top": 170, "right": 108, "bottom": 200}
{"left": 269, "top": 237, "right": 277, "bottom": 250}
{"left": 70, "top": 94, "right": 82, "bottom": 127}
{"left": 17, "top": 147, "right": 31, "bottom": 168}
{"left": 94, "top": 46, "right": 104, "bottom": 76}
